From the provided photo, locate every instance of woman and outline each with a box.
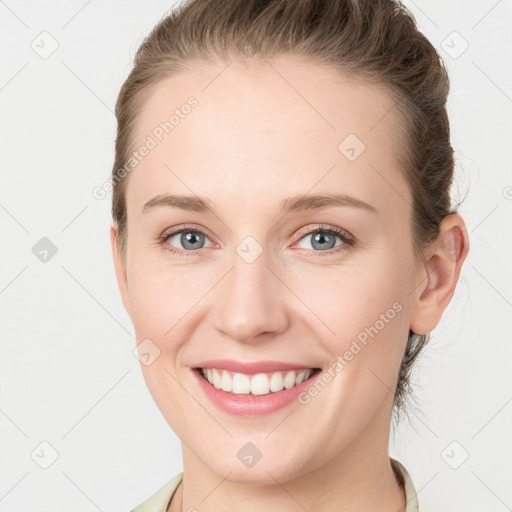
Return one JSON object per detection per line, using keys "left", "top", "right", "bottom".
{"left": 109, "top": 0, "right": 469, "bottom": 510}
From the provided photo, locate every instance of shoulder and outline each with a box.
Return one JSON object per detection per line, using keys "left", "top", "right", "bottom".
{"left": 130, "top": 472, "right": 183, "bottom": 512}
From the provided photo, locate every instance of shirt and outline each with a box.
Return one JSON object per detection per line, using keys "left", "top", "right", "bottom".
{"left": 131, "top": 457, "right": 419, "bottom": 512}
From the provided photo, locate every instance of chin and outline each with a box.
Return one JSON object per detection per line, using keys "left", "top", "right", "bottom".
{"left": 200, "top": 449, "right": 314, "bottom": 486}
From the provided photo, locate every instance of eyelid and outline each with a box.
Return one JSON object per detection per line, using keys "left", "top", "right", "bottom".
{"left": 293, "top": 224, "right": 354, "bottom": 244}
{"left": 159, "top": 224, "right": 214, "bottom": 246}
{"left": 159, "top": 223, "right": 354, "bottom": 257}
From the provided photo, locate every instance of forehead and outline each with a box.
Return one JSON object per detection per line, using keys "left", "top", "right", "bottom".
{"left": 126, "top": 57, "right": 411, "bottom": 217}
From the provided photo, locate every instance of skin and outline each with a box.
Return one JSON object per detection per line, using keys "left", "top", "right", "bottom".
{"left": 110, "top": 57, "right": 469, "bottom": 512}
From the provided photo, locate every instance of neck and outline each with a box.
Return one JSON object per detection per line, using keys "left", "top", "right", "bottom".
{"left": 173, "top": 402, "right": 405, "bottom": 512}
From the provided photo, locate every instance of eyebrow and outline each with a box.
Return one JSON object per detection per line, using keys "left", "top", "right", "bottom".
{"left": 142, "top": 192, "right": 378, "bottom": 215}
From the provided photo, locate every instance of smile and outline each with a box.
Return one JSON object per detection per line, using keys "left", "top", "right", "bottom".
{"left": 197, "top": 367, "right": 321, "bottom": 396}
{"left": 191, "top": 360, "right": 323, "bottom": 415}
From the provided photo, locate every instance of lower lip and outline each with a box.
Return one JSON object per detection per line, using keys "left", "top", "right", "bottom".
{"left": 192, "top": 368, "right": 321, "bottom": 416}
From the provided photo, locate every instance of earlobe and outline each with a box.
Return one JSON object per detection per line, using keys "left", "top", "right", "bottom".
{"left": 409, "top": 213, "right": 470, "bottom": 335}
{"left": 110, "top": 223, "right": 131, "bottom": 317}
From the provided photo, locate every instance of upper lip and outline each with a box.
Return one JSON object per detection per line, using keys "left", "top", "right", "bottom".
{"left": 194, "top": 359, "right": 319, "bottom": 374}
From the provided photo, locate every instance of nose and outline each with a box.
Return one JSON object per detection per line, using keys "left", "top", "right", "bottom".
{"left": 213, "top": 248, "right": 289, "bottom": 343}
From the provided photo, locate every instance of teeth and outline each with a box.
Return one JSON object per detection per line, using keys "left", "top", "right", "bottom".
{"left": 201, "top": 368, "right": 314, "bottom": 395}
{"left": 251, "top": 373, "right": 270, "bottom": 395}
{"left": 212, "top": 369, "right": 222, "bottom": 389}
{"left": 269, "top": 371, "right": 284, "bottom": 392}
{"left": 283, "top": 370, "right": 296, "bottom": 389}
{"left": 221, "top": 370, "right": 232, "bottom": 392}
{"left": 232, "top": 372, "right": 251, "bottom": 394}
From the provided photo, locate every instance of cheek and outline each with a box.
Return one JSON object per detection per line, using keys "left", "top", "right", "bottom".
{"left": 126, "top": 253, "right": 200, "bottom": 341}
{"left": 288, "top": 256, "right": 412, "bottom": 438}
{"left": 297, "top": 251, "right": 412, "bottom": 373}
{"left": 127, "top": 266, "right": 198, "bottom": 431}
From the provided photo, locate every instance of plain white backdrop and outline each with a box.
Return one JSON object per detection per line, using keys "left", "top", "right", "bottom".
{"left": 0, "top": 0, "right": 511, "bottom": 510}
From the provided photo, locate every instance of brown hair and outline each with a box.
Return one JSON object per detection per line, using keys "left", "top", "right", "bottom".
{"left": 111, "top": 0, "right": 459, "bottom": 421}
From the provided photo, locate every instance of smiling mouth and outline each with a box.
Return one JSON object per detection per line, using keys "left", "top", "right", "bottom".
{"left": 194, "top": 367, "right": 321, "bottom": 396}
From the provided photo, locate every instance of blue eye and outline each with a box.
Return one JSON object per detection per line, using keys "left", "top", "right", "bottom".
{"left": 292, "top": 224, "right": 354, "bottom": 256}
{"left": 158, "top": 226, "right": 213, "bottom": 257}
{"left": 158, "top": 224, "right": 354, "bottom": 258}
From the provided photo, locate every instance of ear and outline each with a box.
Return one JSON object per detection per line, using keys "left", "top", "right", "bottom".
{"left": 110, "top": 222, "right": 131, "bottom": 318}
{"left": 409, "top": 213, "right": 470, "bottom": 335}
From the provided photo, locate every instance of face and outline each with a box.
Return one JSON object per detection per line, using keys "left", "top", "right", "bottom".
{"left": 112, "top": 57, "right": 425, "bottom": 484}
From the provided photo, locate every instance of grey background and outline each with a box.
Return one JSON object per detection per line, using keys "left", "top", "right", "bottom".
{"left": 0, "top": 0, "right": 511, "bottom": 510}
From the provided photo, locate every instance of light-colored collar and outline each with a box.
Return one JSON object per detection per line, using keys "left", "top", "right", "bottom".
{"left": 391, "top": 457, "right": 420, "bottom": 512}
{"left": 131, "top": 457, "right": 419, "bottom": 512}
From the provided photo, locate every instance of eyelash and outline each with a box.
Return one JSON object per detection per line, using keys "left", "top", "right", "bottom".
{"left": 157, "top": 224, "right": 354, "bottom": 258}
